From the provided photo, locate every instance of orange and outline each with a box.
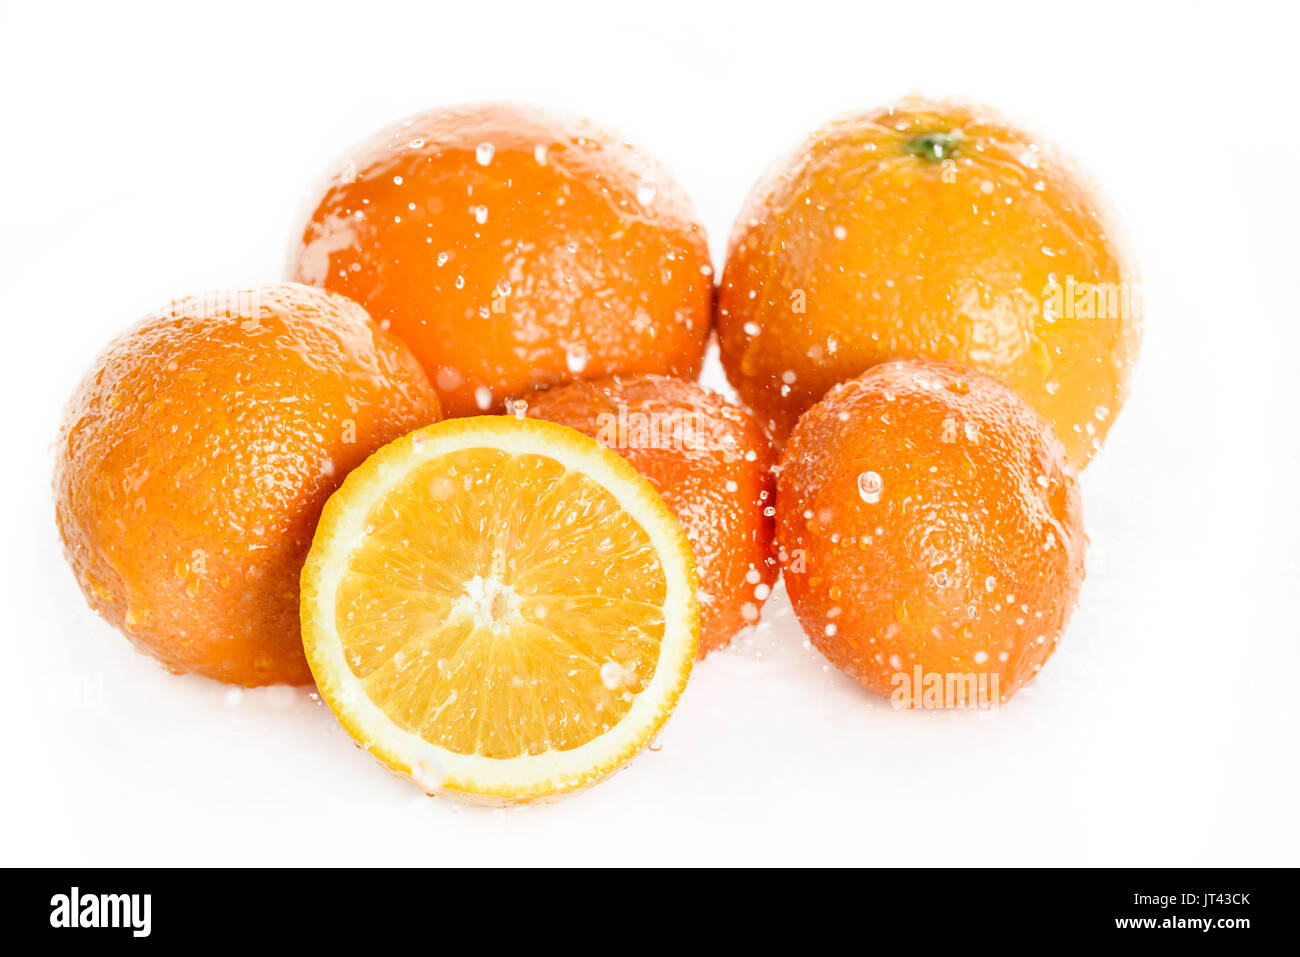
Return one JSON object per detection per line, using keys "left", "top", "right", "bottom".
{"left": 525, "top": 375, "right": 778, "bottom": 656}
{"left": 300, "top": 416, "right": 699, "bottom": 803}
{"left": 53, "top": 283, "right": 441, "bottom": 686}
{"left": 775, "top": 358, "right": 1085, "bottom": 706}
{"left": 286, "top": 102, "right": 713, "bottom": 418}
{"left": 718, "top": 95, "right": 1141, "bottom": 467}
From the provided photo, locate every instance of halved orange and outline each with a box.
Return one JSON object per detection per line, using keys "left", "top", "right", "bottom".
{"left": 300, "top": 416, "right": 699, "bottom": 803}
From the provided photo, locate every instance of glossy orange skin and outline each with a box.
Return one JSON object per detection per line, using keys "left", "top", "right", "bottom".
{"left": 54, "top": 284, "right": 442, "bottom": 686}
{"left": 287, "top": 103, "right": 713, "bottom": 418}
{"left": 718, "top": 96, "right": 1141, "bottom": 467}
{"left": 775, "top": 359, "right": 1085, "bottom": 705}
{"left": 526, "top": 375, "right": 778, "bottom": 657}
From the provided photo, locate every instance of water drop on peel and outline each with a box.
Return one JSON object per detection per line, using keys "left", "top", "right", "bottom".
{"left": 858, "top": 471, "right": 883, "bottom": 504}
{"left": 565, "top": 344, "right": 589, "bottom": 373}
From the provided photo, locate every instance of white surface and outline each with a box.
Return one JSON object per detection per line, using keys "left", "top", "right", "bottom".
{"left": 3, "top": 0, "right": 1297, "bottom": 866}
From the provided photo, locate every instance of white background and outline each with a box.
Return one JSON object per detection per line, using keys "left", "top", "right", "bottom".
{"left": 3, "top": 0, "right": 1297, "bottom": 866}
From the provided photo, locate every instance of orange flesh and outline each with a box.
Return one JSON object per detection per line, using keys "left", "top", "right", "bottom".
{"left": 335, "top": 447, "right": 666, "bottom": 759}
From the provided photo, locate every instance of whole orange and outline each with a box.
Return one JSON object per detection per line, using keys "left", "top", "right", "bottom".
{"left": 54, "top": 283, "right": 441, "bottom": 686}
{"left": 718, "top": 95, "right": 1141, "bottom": 467}
{"left": 525, "top": 375, "right": 778, "bottom": 656}
{"left": 775, "top": 359, "right": 1085, "bottom": 705}
{"left": 287, "top": 103, "right": 713, "bottom": 418}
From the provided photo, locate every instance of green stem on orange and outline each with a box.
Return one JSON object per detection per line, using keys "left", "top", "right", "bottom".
{"left": 904, "top": 131, "right": 961, "bottom": 162}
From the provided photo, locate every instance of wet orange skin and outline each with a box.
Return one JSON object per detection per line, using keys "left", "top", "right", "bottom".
{"left": 718, "top": 95, "right": 1141, "bottom": 467}
{"left": 54, "top": 283, "right": 442, "bottom": 686}
{"left": 287, "top": 103, "right": 713, "bottom": 418}
{"left": 775, "top": 359, "right": 1086, "bottom": 705}
{"left": 526, "top": 375, "right": 778, "bottom": 657}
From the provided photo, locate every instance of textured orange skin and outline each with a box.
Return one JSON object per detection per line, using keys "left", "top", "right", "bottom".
{"left": 287, "top": 103, "right": 713, "bottom": 418}
{"left": 775, "top": 359, "right": 1085, "bottom": 704}
{"left": 718, "top": 96, "right": 1141, "bottom": 467}
{"left": 53, "top": 283, "right": 442, "bottom": 686}
{"left": 526, "top": 375, "right": 778, "bottom": 657}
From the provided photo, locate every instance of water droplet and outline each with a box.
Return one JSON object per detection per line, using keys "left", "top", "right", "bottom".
{"left": 410, "top": 752, "right": 446, "bottom": 791}
{"left": 435, "top": 367, "right": 463, "bottom": 391}
{"left": 565, "top": 343, "right": 589, "bottom": 373}
{"left": 476, "top": 142, "right": 495, "bottom": 166}
{"left": 600, "top": 660, "right": 628, "bottom": 690}
{"left": 858, "top": 471, "right": 883, "bottom": 504}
